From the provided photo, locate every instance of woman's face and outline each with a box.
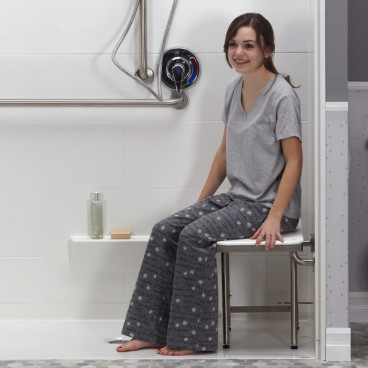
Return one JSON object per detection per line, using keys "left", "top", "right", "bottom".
{"left": 227, "top": 26, "right": 270, "bottom": 75}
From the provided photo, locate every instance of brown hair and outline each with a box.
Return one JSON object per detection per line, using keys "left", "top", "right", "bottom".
{"left": 223, "top": 13, "right": 297, "bottom": 88}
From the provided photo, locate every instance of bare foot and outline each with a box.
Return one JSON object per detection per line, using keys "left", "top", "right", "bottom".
{"left": 116, "top": 339, "right": 162, "bottom": 352}
{"left": 156, "top": 346, "right": 200, "bottom": 356}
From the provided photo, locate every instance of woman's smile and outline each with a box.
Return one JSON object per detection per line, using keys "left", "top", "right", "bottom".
{"left": 234, "top": 59, "right": 249, "bottom": 64}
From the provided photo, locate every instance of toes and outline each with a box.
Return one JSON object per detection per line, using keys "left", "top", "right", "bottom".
{"left": 156, "top": 347, "right": 201, "bottom": 356}
{"left": 157, "top": 347, "right": 173, "bottom": 356}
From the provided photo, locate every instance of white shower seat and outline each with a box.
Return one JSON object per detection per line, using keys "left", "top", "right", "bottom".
{"left": 216, "top": 224, "right": 305, "bottom": 350}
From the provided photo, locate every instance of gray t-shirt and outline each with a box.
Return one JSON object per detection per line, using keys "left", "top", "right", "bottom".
{"left": 222, "top": 74, "right": 302, "bottom": 219}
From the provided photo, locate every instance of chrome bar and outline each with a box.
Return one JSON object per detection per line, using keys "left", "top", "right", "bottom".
{"left": 277, "top": 301, "right": 314, "bottom": 305}
{"left": 221, "top": 253, "right": 231, "bottom": 348}
{"left": 296, "top": 261, "right": 299, "bottom": 330}
{"left": 140, "top": 0, "right": 148, "bottom": 80}
{"left": 0, "top": 96, "right": 185, "bottom": 108}
{"left": 217, "top": 243, "right": 303, "bottom": 252}
{"left": 290, "top": 254, "right": 298, "bottom": 349}
{"left": 230, "top": 306, "right": 291, "bottom": 313}
{"left": 292, "top": 252, "right": 314, "bottom": 266}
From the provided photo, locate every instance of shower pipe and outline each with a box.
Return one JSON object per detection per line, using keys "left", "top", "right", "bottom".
{"left": 0, "top": 0, "right": 185, "bottom": 108}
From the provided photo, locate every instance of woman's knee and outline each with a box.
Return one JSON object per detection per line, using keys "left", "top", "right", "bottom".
{"left": 178, "top": 222, "right": 208, "bottom": 245}
{"left": 151, "top": 215, "right": 181, "bottom": 237}
{"left": 151, "top": 219, "right": 170, "bottom": 235}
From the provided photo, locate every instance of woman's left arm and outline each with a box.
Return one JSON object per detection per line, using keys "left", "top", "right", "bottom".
{"left": 250, "top": 136, "right": 303, "bottom": 249}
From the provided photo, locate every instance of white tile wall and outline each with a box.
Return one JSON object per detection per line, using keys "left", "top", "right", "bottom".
{"left": 0, "top": 0, "right": 315, "bottom": 319}
{"left": 0, "top": 258, "right": 125, "bottom": 303}
{"left": 0, "top": 0, "right": 137, "bottom": 54}
{"left": 123, "top": 122, "right": 225, "bottom": 189}
{"left": 0, "top": 0, "right": 314, "bottom": 54}
{"left": 0, "top": 124, "right": 125, "bottom": 189}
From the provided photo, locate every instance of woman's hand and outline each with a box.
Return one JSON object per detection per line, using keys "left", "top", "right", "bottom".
{"left": 250, "top": 137, "right": 302, "bottom": 250}
{"left": 250, "top": 216, "right": 284, "bottom": 250}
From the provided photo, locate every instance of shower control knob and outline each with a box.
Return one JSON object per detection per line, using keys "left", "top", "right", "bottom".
{"left": 161, "top": 48, "right": 200, "bottom": 93}
{"left": 171, "top": 63, "right": 185, "bottom": 93}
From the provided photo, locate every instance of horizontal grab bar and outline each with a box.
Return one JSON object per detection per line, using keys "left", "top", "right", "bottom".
{"left": 0, "top": 95, "right": 186, "bottom": 108}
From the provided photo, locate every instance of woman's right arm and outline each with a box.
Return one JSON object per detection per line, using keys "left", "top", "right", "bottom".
{"left": 197, "top": 126, "right": 227, "bottom": 202}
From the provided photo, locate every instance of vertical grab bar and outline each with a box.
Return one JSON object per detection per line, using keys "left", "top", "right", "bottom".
{"left": 139, "top": 0, "right": 148, "bottom": 80}
{"left": 135, "top": 0, "right": 154, "bottom": 84}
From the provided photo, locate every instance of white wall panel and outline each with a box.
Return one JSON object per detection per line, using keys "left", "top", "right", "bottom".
{"left": 0, "top": 0, "right": 313, "bottom": 54}
{"left": 124, "top": 121, "right": 226, "bottom": 189}
{"left": 0, "top": 123, "right": 124, "bottom": 189}
{"left": 152, "top": 0, "right": 314, "bottom": 54}
{"left": 0, "top": 258, "right": 124, "bottom": 303}
{"left": 0, "top": 0, "right": 137, "bottom": 54}
{"left": 228, "top": 255, "right": 267, "bottom": 305}
{"left": 0, "top": 0, "right": 315, "bottom": 319}
{"left": 0, "top": 190, "right": 88, "bottom": 257}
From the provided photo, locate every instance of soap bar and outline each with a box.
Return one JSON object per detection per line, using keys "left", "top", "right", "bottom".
{"left": 111, "top": 231, "right": 131, "bottom": 239}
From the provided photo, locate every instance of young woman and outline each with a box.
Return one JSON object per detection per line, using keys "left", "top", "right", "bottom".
{"left": 117, "top": 12, "right": 302, "bottom": 356}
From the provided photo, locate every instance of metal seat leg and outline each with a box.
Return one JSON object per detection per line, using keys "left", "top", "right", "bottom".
{"left": 290, "top": 252, "right": 298, "bottom": 349}
{"left": 296, "top": 262, "right": 299, "bottom": 330}
{"left": 221, "top": 252, "right": 231, "bottom": 348}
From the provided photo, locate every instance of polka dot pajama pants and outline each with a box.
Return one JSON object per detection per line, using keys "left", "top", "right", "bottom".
{"left": 122, "top": 193, "right": 298, "bottom": 352}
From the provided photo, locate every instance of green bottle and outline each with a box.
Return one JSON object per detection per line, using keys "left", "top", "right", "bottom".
{"left": 91, "top": 192, "right": 104, "bottom": 239}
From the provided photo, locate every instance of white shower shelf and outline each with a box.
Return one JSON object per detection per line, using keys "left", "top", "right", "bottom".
{"left": 69, "top": 235, "right": 150, "bottom": 246}
{"left": 68, "top": 235, "right": 150, "bottom": 273}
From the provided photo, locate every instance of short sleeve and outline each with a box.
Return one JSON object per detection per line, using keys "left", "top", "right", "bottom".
{"left": 275, "top": 95, "right": 302, "bottom": 142}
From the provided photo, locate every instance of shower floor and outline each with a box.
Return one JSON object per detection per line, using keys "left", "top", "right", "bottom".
{"left": 0, "top": 318, "right": 314, "bottom": 360}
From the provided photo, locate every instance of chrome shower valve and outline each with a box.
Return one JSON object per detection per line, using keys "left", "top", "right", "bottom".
{"left": 161, "top": 48, "right": 200, "bottom": 94}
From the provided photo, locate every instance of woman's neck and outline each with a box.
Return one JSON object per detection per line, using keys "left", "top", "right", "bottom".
{"left": 241, "top": 67, "right": 274, "bottom": 92}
